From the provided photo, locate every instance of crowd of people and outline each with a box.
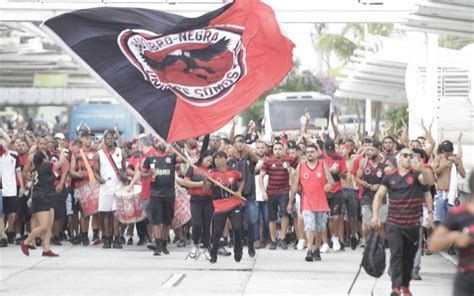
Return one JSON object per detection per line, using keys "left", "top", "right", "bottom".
{"left": 0, "top": 112, "right": 472, "bottom": 296}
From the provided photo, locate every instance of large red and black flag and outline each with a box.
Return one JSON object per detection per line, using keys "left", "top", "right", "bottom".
{"left": 43, "top": 0, "right": 294, "bottom": 142}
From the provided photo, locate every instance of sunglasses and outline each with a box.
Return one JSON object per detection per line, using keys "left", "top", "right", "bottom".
{"left": 401, "top": 153, "right": 414, "bottom": 159}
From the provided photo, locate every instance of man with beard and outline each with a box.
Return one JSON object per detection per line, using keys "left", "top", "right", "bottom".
{"left": 95, "top": 131, "right": 126, "bottom": 249}
{"left": 254, "top": 140, "right": 269, "bottom": 249}
{"left": 228, "top": 134, "right": 258, "bottom": 257}
{"left": 70, "top": 130, "right": 101, "bottom": 246}
{"left": 141, "top": 141, "right": 180, "bottom": 256}
{"left": 259, "top": 142, "right": 295, "bottom": 250}
{"left": 356, "top": 141, "right": 393, "bottom": 242}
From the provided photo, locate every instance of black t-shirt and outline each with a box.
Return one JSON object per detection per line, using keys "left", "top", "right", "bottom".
{"left": 442, "top": 205, "right": 474, "bottom": 273}
{"left": 228, "top": 154, "right": 256, "bottom": 200}
{"left": 34, "top": 163, "right": 56, "bottom": 197}
{"left": 361, "top": 159, "right": 387, "bottom": 206}
{"left": 143, "top": 153, "right": 176, "bottom": 198}
{"left": 382, "top": 169, "right": 425, "bottom": 228}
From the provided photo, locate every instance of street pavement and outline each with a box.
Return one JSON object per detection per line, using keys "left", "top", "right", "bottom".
{"left": 0, "top": 239, "right": 456, "bottom": 295}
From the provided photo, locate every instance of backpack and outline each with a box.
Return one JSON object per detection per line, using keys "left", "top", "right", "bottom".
{"left": 346, "top": 231, "right": 386, "bottom": 295}
{"left": 362, "top": 230, "right": 386, "bottom": 278}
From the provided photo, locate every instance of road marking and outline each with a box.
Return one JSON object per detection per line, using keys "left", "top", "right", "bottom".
{"left": 161, "top": 273, "right": 186, "bottom": 288}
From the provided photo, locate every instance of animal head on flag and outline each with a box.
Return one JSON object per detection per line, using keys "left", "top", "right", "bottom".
{"left": 118, "top": 26, "right": 246, "bottom": 106}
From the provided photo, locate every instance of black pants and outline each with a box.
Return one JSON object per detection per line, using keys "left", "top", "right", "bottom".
{"left": 136, "top": 219, "right": 149, "bottom": 240}
{"left": 387, "top": 225, "right": 419, "bottom": 289}
{"left": 190, "top": 196, "right": 214, "bottom": 248}
{"left": 211, "top": 207, "right": 242, "bottom": 257}
{"left": 454, "top": 272, "right": 474, "bottom": 296}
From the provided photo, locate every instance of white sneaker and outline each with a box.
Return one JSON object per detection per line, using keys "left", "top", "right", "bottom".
{"left": 332, "top": 237, "right": 341, "bottom": 251}
{"left": 296, "top": 239, "right": 306, "bottom": 250}
{"left": 321, "top": 243, "right": 330, "bottom": 253}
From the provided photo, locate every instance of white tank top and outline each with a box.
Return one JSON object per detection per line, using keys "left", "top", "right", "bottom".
{"left": 98, "top": 148, "right": 123, "bottom": 195}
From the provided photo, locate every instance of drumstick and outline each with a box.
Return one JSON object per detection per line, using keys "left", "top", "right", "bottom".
{"left": 169, "top": 146, "right": 247, "bottom": 202}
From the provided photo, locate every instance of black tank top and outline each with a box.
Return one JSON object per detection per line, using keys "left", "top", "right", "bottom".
{"left": 361, "top": 157, "right": 387, "bottom": 206}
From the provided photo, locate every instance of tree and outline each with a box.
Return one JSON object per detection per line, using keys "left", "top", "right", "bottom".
{"left": 384, "top": 104, "right": 408, "bottom": 135}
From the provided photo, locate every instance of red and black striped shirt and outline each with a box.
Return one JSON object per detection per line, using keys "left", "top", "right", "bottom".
{"left": 442, "top": 205, "right": 474, "bottom": 273}
{"left": 382, "top": 169, "right": 427, "bottom": 228}
{"left": 261, "top": 156, "right": 295, "bottom": 197}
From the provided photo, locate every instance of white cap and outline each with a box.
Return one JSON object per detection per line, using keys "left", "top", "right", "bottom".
{"left": 54, "top": 133, "right": 66, "bottom": 140}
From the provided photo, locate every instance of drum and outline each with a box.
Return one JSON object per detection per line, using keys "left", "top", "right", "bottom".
{"left": 74, "top": 181, "right": 100, "bottom": 217}
{"left": 114, "top": 185, "right": 146, "bottom": 224}
{"left": 172, "top": 187, "right": 191, "bottom": 229}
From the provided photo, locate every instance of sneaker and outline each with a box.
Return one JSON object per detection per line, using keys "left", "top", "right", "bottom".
{"left": 201, "top": 249, "right": 211, "bottom": 260}
{"left": 217, "top": 246, "right": 231, "bottom": 256}
{"left": 411, "top": 273, "right": 422, "bottom": 281}
{"left": 320, "top": 243, "right": 330, "bottom": 253}
{"left": 161, "top": 241, "right": 170, "bottom": 255}
{"left": 35, "top": 237, "right": 43, "bottom": 247}
{"left": 279, "top": 240, "right": 288, "bottom": 250}
{"left": 177, "top": 239, "right": 186, "bottom": 248}
{"left": 313, "top": 249, "right": 321, "bottom": 261}
{"left": 359, "top": 239, "right": 366, "bottom": 248}
{"left": 82, "top": 236, "right": 89, "bottom": 247}
{"left": 269, "top": 241, "right": 278, "bottom": 250}
{"left": 447, "top": 246, "right": 456, "bottom": 255}
{"left": 42, "top": 250, "right": 59, "bottom": 257}
{"left": 91, "top": 235, "right": 102, "bottom": 245}
{"left": 7, "top": 232, "right": 15, "bottom": 244}
{"left": 28, "top": 244, "right": 36, "bottom": 250}
{"left": 127, "top": 237, "right": 133, "bottom": 245}
{"left": 119, "top": 236, "right": 126, "bottom": 245}
{"left": 305, "top": 250, "right": 314, "bottom": 262}
{"left": 210, "top": 252, "right": 217, "bottom": 263}
{"left": 234, "top": 251, "right": 242, "bottom": 262}
{"left": 340, "top": 241, "right": 346, "bottom": 251}
{"left": 71, "top": 236, "right": 82, "bottom": 245}
{"left": 248, "top": 243, "right": 256, "bottom": 258}
{"left": 113, "top": 238, "right": 123, "bottom": 249}
{"left": 400, "top": 286, "right": 413, "bottom": 296}
{"left": 189, "top": 247, "right": 198, "bottom": 259}
{"left": 15, "top": 237, "right": 21, "bottom": 245}
{"left": 332, "top": 237, "right": 341, "bottom": 251}
{"left": 147, "top": 241, "right": 156, "bottom": 250}
{"left": 153, "top": 240, "right": 162, "bottom": 256}
{"left": 20, "top": 241, "right": 29, "bottom": 256}
{"left": 137, "top": 238, "right": 145, "bottom": 246}
{"left": 390, "top": 288, "right": 401, "bottom": 296}
{"left": 0, "top": 238, "right": 8, "bottom": 248}
{"left": 52, "top": 236, "right": 62, "bottom": 246}
{"left": 103, "top": 238, "right": 112, "bottom": 249}
{"left": 350, "top": 237, "right": 358, "bottom": 250}
{"left": 296, "top": 239, "right": 306, "bottom": 251}
{"left": 254, "top": 241, "right": 264, "bottom": 249}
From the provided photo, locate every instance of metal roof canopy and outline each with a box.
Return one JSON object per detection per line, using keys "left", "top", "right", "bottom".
{"left": 403, "top": 0, "right": 474, "bottom": 39}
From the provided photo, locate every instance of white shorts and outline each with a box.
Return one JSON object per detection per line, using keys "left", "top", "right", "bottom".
{"left": 66, "top": 192, "right": 73, "bottom": 216}
{"left": 98, "top": 193, "right": 116, "bottom": 212}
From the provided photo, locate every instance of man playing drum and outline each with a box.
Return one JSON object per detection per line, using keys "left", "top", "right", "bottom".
{"left": 70, "top": 129, "right": 101, "bottom": 246}
{"left": 94, "top": 131, "right": 126, "bottom": 249}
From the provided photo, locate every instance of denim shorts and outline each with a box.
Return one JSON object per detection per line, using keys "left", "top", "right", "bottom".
{"left": 302, "top": 211, "right": 327, "bottom": 232}
{"left": 434, "top": 191, "right": 450, "bottom": 222}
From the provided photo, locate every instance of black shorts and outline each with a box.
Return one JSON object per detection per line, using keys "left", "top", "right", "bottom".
{"left": 341, "top": 188, "right": 359, "bottom": 219}
{"left": 32, "top": 194, "right": 54, "bottom": 214}
{"left": 327, "top": 191, "right": 343, "bottom": 216}
{"left": 146, "top": 196, "right": 175, "bottom": 226}
{"left": 3, "top": 196, "right": 19, "bottom": 215}
{"left": 267, "top": 193, "right": 289, "bottom": 222}
{"left": 54, "top": 190, "right": 67, "bottom": 220}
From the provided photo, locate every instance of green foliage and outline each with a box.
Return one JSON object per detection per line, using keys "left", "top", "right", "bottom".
{"left": 438, "top": 36, "right": 474, "bottom": 50}
{"left": 384, "top": 104, "right": 408, "bottom": 132}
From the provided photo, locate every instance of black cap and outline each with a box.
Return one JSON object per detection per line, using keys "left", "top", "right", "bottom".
{"left": 372, "top": 140, "right": 382, "bottom": 150}
{"left": 324, "top": 139, "right": 335, "bottom": 152}
{"left": 82, "top": 130, "right": 95, "bottom": 137}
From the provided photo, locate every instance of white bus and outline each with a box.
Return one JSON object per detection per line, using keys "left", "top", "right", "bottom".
{"left": 263, "top": 92, "right": 333, "bottom": 140}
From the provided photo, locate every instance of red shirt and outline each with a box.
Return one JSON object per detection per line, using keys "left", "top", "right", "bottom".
{"left": 185, "top": 166, "right": 212, "bottom": 197}
{"left": 299, "top": 161, "right": 329, "bottom": 212}
{"left": 261, "top": 156, "right": 295, "bottom": 197}
{"left": 209, "top": 169, "right": 243, "bottom": 213}
{"left": 318, "top": 152, "right": 347, "bottom": 193}
{"left": 138, "top": 148, "right": 158, "bottom": 201}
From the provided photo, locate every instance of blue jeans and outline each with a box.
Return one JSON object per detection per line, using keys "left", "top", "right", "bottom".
{"left": 256, "top": 201, "right": 269, "bottom": 242}
{"left": 434, "top": 191, "right": 450, "bottom": 222}
{"left": 243, "top": 200, "right": 258, "bottom": 243}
